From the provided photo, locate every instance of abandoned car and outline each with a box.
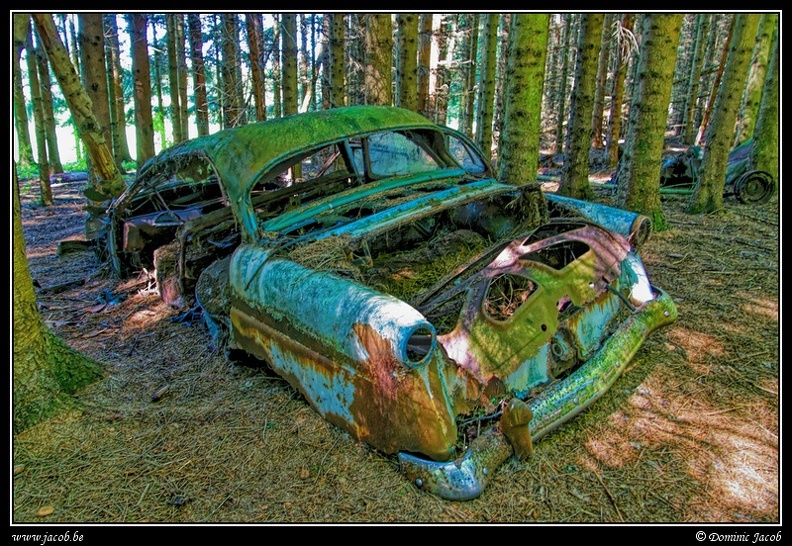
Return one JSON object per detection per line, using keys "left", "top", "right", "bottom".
{"left": 658, "top": 140, "right": 776, "bottom": 204}
{"left": 84, "top": 105, "right": 677, "bottom": 500}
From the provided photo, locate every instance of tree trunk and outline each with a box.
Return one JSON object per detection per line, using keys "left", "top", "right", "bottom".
{"left": 363, "top": 14, "right": 393, "bottom": 106}
{"left": 187, "top": 14, "right": 210, "bottom": 136}
{"left": 165, "top": 14, "right": 189, "bottom": 141}
{"left": 553, "top": 14, "right": 572, "bottom": 154}
{"left": 310, "top": 15, "right": 317, "bottom": 112}
{"left": 591, "top": 13, "right": 614, "bottom": 149}
{"left": 64, "top": 15, "right": 83, "bottom": 163}
{"left": 434, "top": 15, "right": 455, "bottom": 125}
{"left": 688, "top": 14, "right": 760, "bottom": 214}
{"left": 272, "top": 15, "right": 282, "bottom": 117}
{"left": 681, "top": 14, "right": 709, "bottom": 146}
{"left": 34, "top": 37, "right": 64, "bottom": 175}
{"left": 695, "top": 17, "right": 733, "bottom": 147}
{"left": 127, "top": 13, "right": 155, "bottom": 165}
{"left": 104, "top": 15, "right": 133, "bottom": 165}
{"left": 749, "top": 16, "right": 778, "bottom": 183}
{"left": 396, "top": 13, "right": 419, "bottom": 112}
{"left": 221, "top": 14, "right": 245, "bottom": 128}
{"left": 543, "top": 16, "right": 561, "bottom": 137}
{"left": 605, "top": 13, "right": 634, "bottom": 168}
{"left": 299, "top": 14, "right": 310, "bottom": 111}
{"left": 462, "top": 14, "right": 479, "bottom": 139}
{"left": 328, "top": 13, "right": 345, "bottom": 108}
{"left": 299, "top": 38, "right": 326, "bottom": 114}
{"left": 13, "top": 139, "right": 103, "bottom": 435}
{"left": 491, "top": 13, "right": 510, "bottom": 159}
{"left": 33, "top": 13, "right": 125, "bottom": 196}
{"left": 281, "top": 14, "right": 299, "bottom": 116}
{"left": 321, "top": 16, "right": 332, "bottom": 110}
{"left": 14, "top": 51, "right": 35, "bottom": 167}
{"left": 166, "top": 14, "right": 184, "bottom": 142}
{"left": 557, "top": 13, "right": 603, "bottom": 200}
{"left": 417, "top": 14, "right": 433, "bottom": 117}
{"left": 615, "top": 14, "right": 683, "bottom": 232}
{"left": 733, "top": 13, "right": 777, "bottom": 147}
{"left": 151, "top": 20, "right": 168, "bottom": 148}
{"left": 176, "top": 15, "right": 189, "bottom": 140}
{"left": 78, "top": 13, "right": 112, "bottom": 185}
{"left": 475, "top": 14, "right": 499, "bottom": 162}
{"left": 498, "top": 14, "right": 550, "bottom": 193}
{"left": 22, "top": 18, "right": 52, "bottom": 205}
{"left": 246, "top": 14, "right": 267, "bottom": 121}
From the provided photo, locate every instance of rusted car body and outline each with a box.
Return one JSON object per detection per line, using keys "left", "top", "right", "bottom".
{"left": 86, "top": 106, "right": 677, "bottom": 500}
{"left": 658, "top": 141, "right": 776, "bottom": 204}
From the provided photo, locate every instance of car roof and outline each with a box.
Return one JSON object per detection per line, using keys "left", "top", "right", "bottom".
{"left": 140, "top": 105, "right": 439, "bottom": 202}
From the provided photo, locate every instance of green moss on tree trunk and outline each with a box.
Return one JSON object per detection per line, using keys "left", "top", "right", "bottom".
{"left": 13, "top": 164, "right": 103, "bottom": 434}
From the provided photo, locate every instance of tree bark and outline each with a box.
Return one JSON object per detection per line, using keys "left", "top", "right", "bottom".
{"left": 417, "top": 14, "right": 433, "bottom": 116}
{"left": 475, "top": 14, "right": 499, "bottom": 162}
{"left": 13, "top": 51, "right": 35, "bottom": 167}
{"left": 272, "top": 15, "right": 282, "bottom": 116}
{"left": 299, "top": 15, "right": 310, "bottom": 111}
{"left": 34, "top": 13, "right": 126, "bottom": 196}
{"left": 498, "top": 14, "right": 549, "bottom": 187}
{"left": 281, "top": 14, "right": 299, "bottom": 116}
{"left": 396, "top": 13, "right": 419, "bottom": 112}
{"left": 591, "top": 13, "right": 614, "bottom": 149}
{"left": 78, "top": 13, "right": 112, "bottom": 184}
{"left": 557, "top": 13, "right": 603, "bottom": 200}
{"left": 176, "top": 15, "right": 189, "bottom": 140}
{"left": 187, "top": 14, "right": 210, "bottom": 136}
{"left": 22, "top": 17, "right": 53, "bottom": 205}
{"left": 221, "top": 14, "right": 245, "bottom": 128}
{"left": 166, "top": 14, "right": 184, "bottom": 142}
{"left": 491, "top": 14, "right": 511, "bottom": 158}
{"left": 615, "top": 14, "right": 683, "bottom": 231}
{"left": 605, "top": 13, "right": 634, "bottom": 168}
{"left": 734, "top": 13, "right": 776, "bottom": 147}
{"left": 553, "top": 14, "right": 572, "bottom": 154}
{"left": 461, "top": 14, "right": 479, "bottom": 139}
{"left": 695, "top": 17, "right": 733, "bottom": 147}
{"left": 104, "top": 15, "right": 133, "bottom": 165}
{"left": 246, "top": 14, "right": 267, "bottom": 121}
{"left": 749, "top": 16, "right": 778, "bottom": 183}
{"left": 680, "top": 14, "right": 709, "bottom": 146}
{"left": 363, "top": 14, "right": 393, "bottom": 106}
{"left": 688, "top": 14, "right": 760, "bottom": 214}
{"left": 12, "top": 135, "right": 103, "bottom": 435}
{"left": 34, "top": 35, "right": 64, "bottom": 175}
{"left": 127, "top": 13, "right": 155, "bottom": 165}
{"left": 328, "top": 13, "right": 345, "bottom": 108}
{"left": 151, "top": 19, "right": 168, "bottom": 147}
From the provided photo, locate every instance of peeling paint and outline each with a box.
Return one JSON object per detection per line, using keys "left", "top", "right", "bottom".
{"left": 88, "top": 105, "right": 678, "bottom": 501}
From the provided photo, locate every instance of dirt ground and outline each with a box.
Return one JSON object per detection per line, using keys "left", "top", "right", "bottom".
{"left": 12, "top": 172, "right": 779, "bottom": 527}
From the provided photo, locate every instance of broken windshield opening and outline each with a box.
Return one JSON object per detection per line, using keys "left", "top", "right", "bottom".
{"left": 367, "top": 131, "right": 442, "bottom": 178}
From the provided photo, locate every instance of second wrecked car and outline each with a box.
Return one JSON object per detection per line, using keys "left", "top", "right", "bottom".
{"left": 85, "top": 106, "right": 677, "bottom": 500}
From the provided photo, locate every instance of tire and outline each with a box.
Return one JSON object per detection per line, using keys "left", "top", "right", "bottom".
{"left": 733, "top": 170, "right": 776, "bottom": 205}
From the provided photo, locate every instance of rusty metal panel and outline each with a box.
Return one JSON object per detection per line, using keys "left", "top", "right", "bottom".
{"left": 227, "top": 245, "right": 480, "bottom": 459}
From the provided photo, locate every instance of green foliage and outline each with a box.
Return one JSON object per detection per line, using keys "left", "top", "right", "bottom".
{"left": 121, "top": 160, "right": 138, "bottom": 173}
{"left": 62, "top": 158, "right": 88, "bottom": 172}
{"left": 15, "top": 162, "right": 39, "bottom": 181}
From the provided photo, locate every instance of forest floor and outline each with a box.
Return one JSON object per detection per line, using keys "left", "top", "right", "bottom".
{"left": 12, "top": 163, "right": 779, "bottom": 527}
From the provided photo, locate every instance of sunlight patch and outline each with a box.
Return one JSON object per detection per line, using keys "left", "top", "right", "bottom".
{"left": 707, "top": 433, "right": 778, "bottom": 514}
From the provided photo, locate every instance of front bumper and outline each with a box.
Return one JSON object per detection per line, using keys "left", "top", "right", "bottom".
{"left": 398, "top": 287, "right": 678, "bottom": 500}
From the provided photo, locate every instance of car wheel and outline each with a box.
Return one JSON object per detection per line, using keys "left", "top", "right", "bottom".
{"left": 733, "top": 170, "right": 776, "bottom": 205}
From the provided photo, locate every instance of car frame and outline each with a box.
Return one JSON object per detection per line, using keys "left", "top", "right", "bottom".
{"left": 85, "top": 105, "right": 677, "bottom": 500}
{"left": 657, "top": 140, "right": 776, "bottom": 204}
